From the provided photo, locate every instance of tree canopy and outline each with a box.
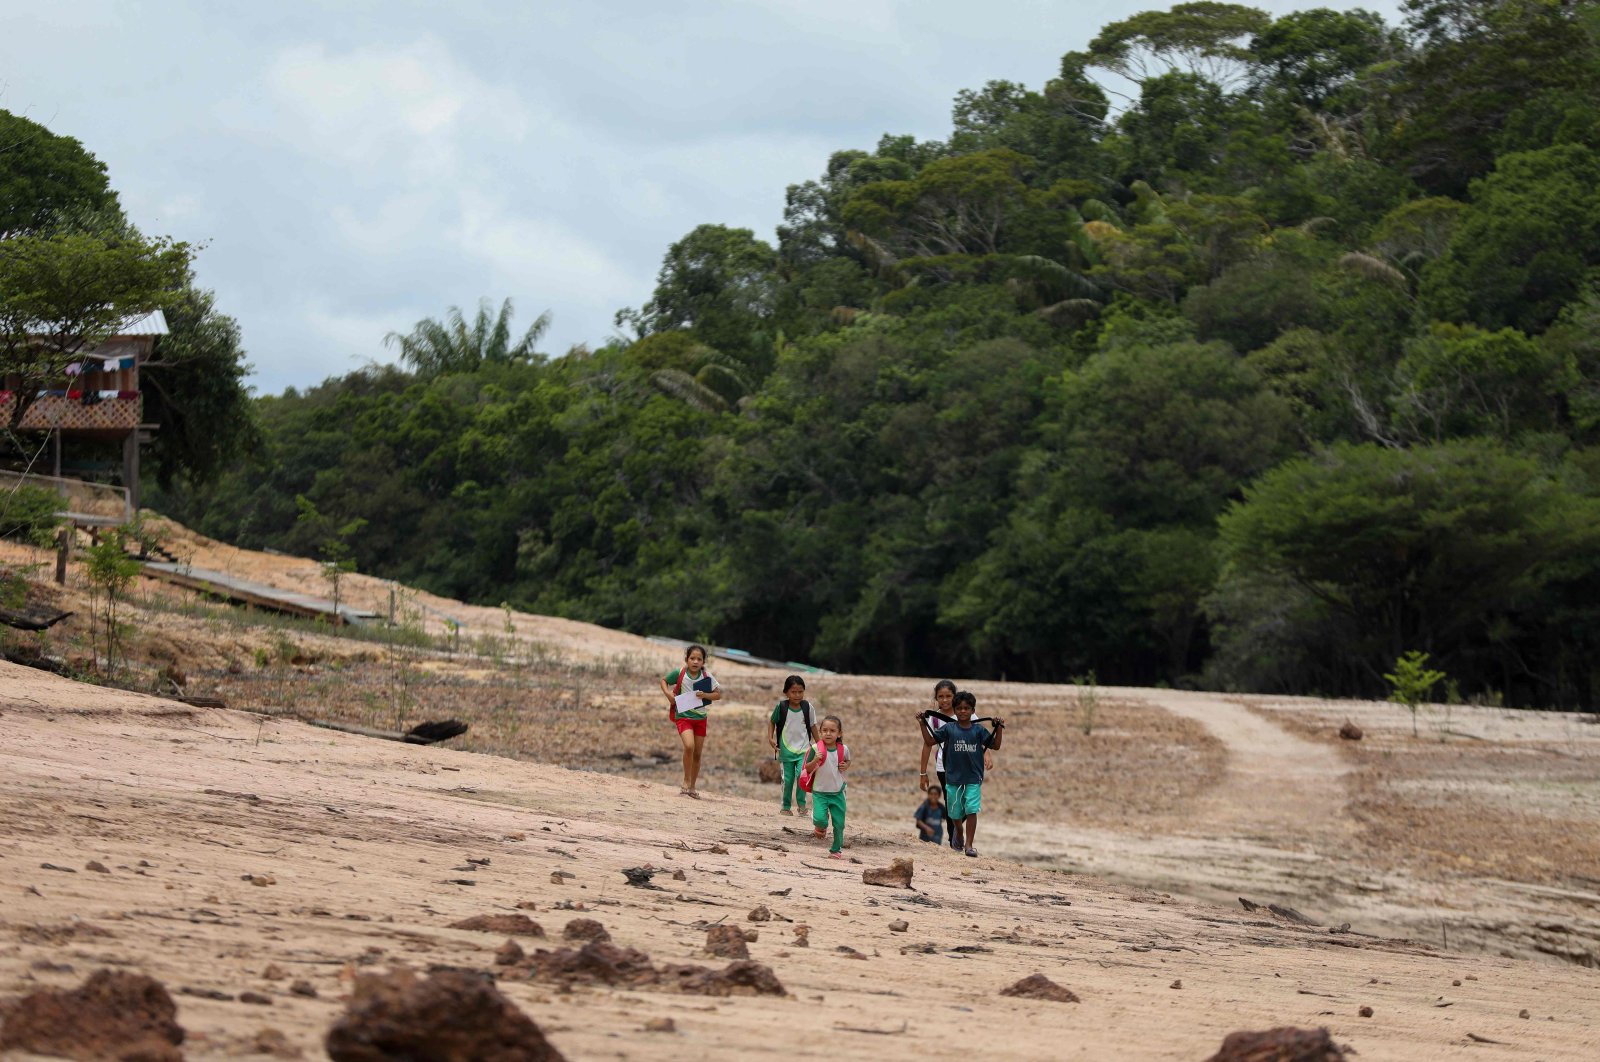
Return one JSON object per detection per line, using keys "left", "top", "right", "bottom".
{"left": 159, "top": 2, "right": 1600, "bottom": 709}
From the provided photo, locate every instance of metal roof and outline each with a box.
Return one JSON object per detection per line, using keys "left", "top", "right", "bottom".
{"left": 114, "top": 310, "right": 168, "bottom": 337}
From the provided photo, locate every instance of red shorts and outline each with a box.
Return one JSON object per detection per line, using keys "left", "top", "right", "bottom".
{"left": 674, "top": 717, "right": 707, "bottom": 737}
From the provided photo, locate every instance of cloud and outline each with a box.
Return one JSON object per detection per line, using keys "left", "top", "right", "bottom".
{"left": 3, "top": 0, "right": 1410, "bottom": 394}
{"left": 265, "top": 38, "right": 529, "bottom": 176}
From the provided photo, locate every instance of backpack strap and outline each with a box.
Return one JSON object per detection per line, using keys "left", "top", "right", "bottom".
{"left": 919, "top": 709, "right": 999, "bottom": 728}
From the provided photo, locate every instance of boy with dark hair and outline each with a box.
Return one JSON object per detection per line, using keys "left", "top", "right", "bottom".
{"left": 922, "top": 690, "right": 1004, "bottom": 857}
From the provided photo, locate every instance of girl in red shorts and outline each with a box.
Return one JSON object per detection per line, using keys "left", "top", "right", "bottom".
{"left": 659, "top": 644, "right": 721, "bottom": 798}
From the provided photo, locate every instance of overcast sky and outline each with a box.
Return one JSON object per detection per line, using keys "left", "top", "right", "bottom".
{"left": 2, "top": 1, "right": 1401, "bottom": 394}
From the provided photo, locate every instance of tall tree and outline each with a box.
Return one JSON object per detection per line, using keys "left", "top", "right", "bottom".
{"left": 384, "top": 297, "right": 550, "bottom": 379}
{"left": 141, "top": 281, "right": 261, "bottom": 489}
{"left": 0, "top": 110, "right": 119, "bottom": 236}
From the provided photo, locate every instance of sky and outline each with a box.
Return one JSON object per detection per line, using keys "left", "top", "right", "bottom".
{"left": 2, "top": 0, "right": 1402, "bottom": 395}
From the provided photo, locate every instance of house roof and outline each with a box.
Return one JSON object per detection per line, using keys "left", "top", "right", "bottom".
{"left": 114, "top": 310, "right": 169, "bottom": 337}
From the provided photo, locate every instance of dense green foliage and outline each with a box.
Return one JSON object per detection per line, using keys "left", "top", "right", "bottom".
{"left": 164, "top": 1, "right": 1600, "bottom": 707}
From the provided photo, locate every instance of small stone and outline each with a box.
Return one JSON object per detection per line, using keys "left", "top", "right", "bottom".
{"left": 246, "top": 875, "right": 275, "bottom": 887}
{"left": 748, "top": 905, "right": 772, "bottom": 922}
{"left": 1170, "top": 979, "right": 1182, "bottom": 990}
{"left": 1359, "top": 1006, "right": 1373, "bottom": 1018}
{"left": 240, "top": 991, "right": 273, "bottom": 1006}
{"left": 1339, "top": 721, "right": 1363, "bottom": 741}
{"left": 888, "top": 920, "right": 909, "bottom": 933}
{"left": 792, "top": 925, "right": 810, "bottom": 948}
{"left": 289, "top": 980, "right": 318, "bottom": 998}
{"left": 261, "top": 964, "right": 288, "bottom": 981}
{"left": 562, "top": 919, "right": 609, "bottom": 943}
{"left": 550, "top": 871, "right": 574, "bottom": 885}
{"left": 85, "top": 861, "right": 110, "bottom": 874}
{"left": 1519, "top": 1009, "right": 1530, "bottom": 1019}
{"left": 644, "top": 1017, "right": 676, "bottom": 1033}
{"left": 672, "top": 869, "right": 687, "bottom": 881}
{"left": 705, "top": 926, "right": 749, "bottom": 959}
{"left": 741, "top": 929, "right": 758, "bottom": 942}
{"left": 1205, "top": 1027, "right": 1347, "bottom": 1061}
{"left": 999, "top": 974, "right": 1080, "bottom": 1003}
{"left": 448, "top": 914, "right": 546, "bottom": 937}
{"left": 862, "top": 858, "right": 914, "bottom": 888}
{"left": 0, "top": 972, "right": 186, "bottom": 1062}
{"left": 495, "top": 940, "right": 525, "bottom": 966}
{"left": 324, "top": 968, "right": 563, "bottom": 1060}
{"left": 242, "top": 1027, "right": 302, "bottom": 1059}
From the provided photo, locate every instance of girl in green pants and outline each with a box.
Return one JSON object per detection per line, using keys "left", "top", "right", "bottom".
{"left": 767, "top": 675, "right": 819, "bottom": 815}
{"left": 805, "top": 715, "right": 851, "bottom": 858}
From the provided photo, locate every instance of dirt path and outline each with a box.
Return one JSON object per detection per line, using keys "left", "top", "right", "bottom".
{"left": 1143, "top": 689, "right": 1354, "bottom": 846}
{"left": 980, "top": 689, "right": 1361, "bottom": 914}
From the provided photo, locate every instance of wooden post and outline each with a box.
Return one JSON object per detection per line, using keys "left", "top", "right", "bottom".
{"left": 55, "top": 528, "right": 70, "bottom": 585}
{"left": 121, "top": 432, "right": 139, "bottom": 519}
{"left": 52, "top": 429, "right": 61, "bottom": 478}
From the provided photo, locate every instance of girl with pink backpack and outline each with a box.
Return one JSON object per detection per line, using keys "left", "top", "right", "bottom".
{"left": 800, "top": 714, "right": 851, "bottom": 858}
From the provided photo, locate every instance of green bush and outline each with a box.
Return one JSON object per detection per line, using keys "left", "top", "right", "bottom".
{"left": 0, "top": 485, "right": 65, "bottom": 547}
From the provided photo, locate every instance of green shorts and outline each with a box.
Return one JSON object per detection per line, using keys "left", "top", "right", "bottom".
{"left": 945, "top": 782, "right": 982, "bottom": 819}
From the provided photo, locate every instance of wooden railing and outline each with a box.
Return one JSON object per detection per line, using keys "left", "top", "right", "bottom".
{"left": 0, "top": 391, "right": 142, "bottom": 432}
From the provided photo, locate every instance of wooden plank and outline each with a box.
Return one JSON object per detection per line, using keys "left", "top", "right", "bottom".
{"left": 140, "top": 562, "right": 377, "bottom": 625}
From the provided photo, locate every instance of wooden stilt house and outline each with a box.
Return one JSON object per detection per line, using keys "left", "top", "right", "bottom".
{"left": 0, "top": 310, "right": 165, "bottom": 522}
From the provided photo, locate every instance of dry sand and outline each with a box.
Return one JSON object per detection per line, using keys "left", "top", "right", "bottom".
{"left": 2, "top": 663, "right": 1599, "bottom": 1060}
{"left": 3, "top": 523, "right": 1600, "bottom": 1058}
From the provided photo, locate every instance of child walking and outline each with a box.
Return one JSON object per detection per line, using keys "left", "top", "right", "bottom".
{"left": 805, "top": 715, "right": 851, "bottom": 858}
{"left": 916, "top": 679, "right": 965, "bottom": 850}
{"left": 767, "top": 675, "right": 819, "bottom": 816}
{"left": 658, "top": 644, "right": 721, "bottom": 799}
{"left": 922, "top": 691, "right": 1004, "bottom": 857}
{"left": 913, "top": 782, "right": 944, "bottom": 845}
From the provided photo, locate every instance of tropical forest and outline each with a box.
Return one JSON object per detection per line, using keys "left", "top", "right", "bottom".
{"left": 10, "top": 0, "right": 1600, "bottom": 708}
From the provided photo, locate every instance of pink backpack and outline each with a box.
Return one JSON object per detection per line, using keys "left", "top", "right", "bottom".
{"left": 797, "top": 741, "right": 826, "bottom": 793}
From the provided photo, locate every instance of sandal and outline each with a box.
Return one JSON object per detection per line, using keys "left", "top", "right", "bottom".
{"left": 827, "top": 851, "right": 844, "bottom": 859}
{"left": 965, "top": 847, "right": 978, "bottom": 857}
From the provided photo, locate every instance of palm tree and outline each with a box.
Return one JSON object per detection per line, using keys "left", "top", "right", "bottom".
{"left": 384, "top": 297, "right": 550, "bottom": 377}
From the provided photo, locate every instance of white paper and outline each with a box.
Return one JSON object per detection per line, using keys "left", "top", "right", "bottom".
{"left": 674, "top": 691, "right": 703, "bottom": 714}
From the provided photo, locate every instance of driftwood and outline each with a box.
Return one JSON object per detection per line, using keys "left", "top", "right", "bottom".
{"left": 0, "top": 604, "right": 73, "bottom": 631}
{"left": 306, "top": 718, "right": 469, "bottom": 745}
{"left": 1, "top": 649, "right": 73, "bottom": 675}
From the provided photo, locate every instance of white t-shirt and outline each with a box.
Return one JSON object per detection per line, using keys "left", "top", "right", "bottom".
{"left": 776, "top": 700, "right": 813, "bottom": 755}
{"left": 808, "top": 743, "right": 850, "bottom": 793}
